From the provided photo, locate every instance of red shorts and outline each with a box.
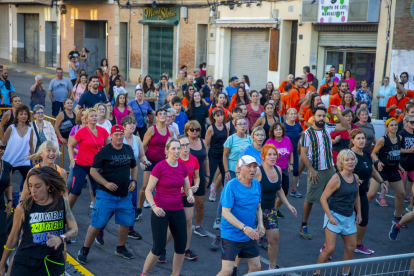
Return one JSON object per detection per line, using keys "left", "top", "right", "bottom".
{"left": 399, "top": 170, "right": 414, "bottom": 182}
{"left": 58, "top": 137, "right": 68, "bottom": 145}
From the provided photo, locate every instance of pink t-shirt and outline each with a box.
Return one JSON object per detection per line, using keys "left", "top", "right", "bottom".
{"left": 152, "top": 160, "right": 189, "bottom": 211}
{"left": 73, "top": 83, "right": 86, "bottom": 102}
{"left": 344, "top": 78, "right": 357, "bottom": 92}
{"left": 265, "top": 136, "right": 293, "bottom": 169}
{"left": 73, "top": 126, "right": 109, "bottom": 166}
{"left": 69, "top": 125, "right": 81, "bottom": 158}
{"left": 179, "top": 154, "right": 199, "bottom": 196}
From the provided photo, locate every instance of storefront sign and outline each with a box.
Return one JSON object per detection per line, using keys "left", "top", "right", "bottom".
{"left": 143, "top": 7, "right": 180, "bottom": 21}
{"left": 318, "top": 0, "right": 349, "bottom": 23}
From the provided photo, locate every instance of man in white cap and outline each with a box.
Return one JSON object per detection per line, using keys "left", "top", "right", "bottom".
{"left": 217, "top": 155, "right": 264, "bottom": 276}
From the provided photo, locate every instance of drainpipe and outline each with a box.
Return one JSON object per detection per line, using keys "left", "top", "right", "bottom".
{"left": 382, "top": 0, "right": 392, "bottom": 80}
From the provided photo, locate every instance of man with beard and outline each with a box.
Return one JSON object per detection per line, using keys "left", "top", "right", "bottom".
{"left": 299, "top": 105, "right": 350, "bottom": 240}
{"left": 301, "top": 75, "right": 316, "bottom": 98}
{"left": 75, "top": 76, "right": 107, "bottom": 113}
{"left": 0, "top": 68, "right": 15, "bottom": 106}
{"left": 319, "top": 72, "right": 338, "bottom": 96}
{"left": 321, "top": 66, "right": 341, "bottom": 85}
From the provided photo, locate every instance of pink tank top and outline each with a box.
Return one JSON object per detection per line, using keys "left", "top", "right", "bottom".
{"left": 146, "top": 125, "right": 171, "bottom": 162}
{"left": 113, "top": 106, "right": 130, "bottom": 124}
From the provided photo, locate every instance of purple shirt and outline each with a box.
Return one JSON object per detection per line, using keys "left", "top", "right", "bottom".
{"left": 265, "top": 136, "right": 293, "bottom": 169}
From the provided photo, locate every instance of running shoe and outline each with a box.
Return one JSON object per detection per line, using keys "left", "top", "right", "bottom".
{"left": 231, "top": 267, "right": 238, "bottom": 276}
{"left": 320, "top": 245, "right": 332, "bottom": 260}
{"left": 115, "top": 246, "right": 133, "bottom": 259}
{"left": 158, "top": 249, "right": 167, "bottom": 263}
{"left": 405, "top": 196, "right": 412, "bottom": 203}
{"left": 143, "top": 199, "right": 150, "bottom": 208}
{"left": 211, "top": 236, "right": 221, "bottom": 251}
{"left": 258, "top": 236, "right": 269, "bottom": 249}
{"left": 194, "top": 227, "right": 209, "bottom": 237}
{"left": 376, "top": 196, "right": 388, "bottom": 207}
{"left": 135, "top": 208, "right": 142, "bottom": 221}
{"left": 213, "top": 218, "right": 221, "bottom": 230}
{"left": 90, "top": 202, "right": 94, "bottom": 209}
{"left": 389, "top": 224, "right": 400, "bottom": 240}
{"left": 300, "top": 226, "right": 312, "bottom": 240}
{"left": 209, "top": 190, "right": 217, "bottom": 202}
{"left": 406, "top": 205, "right": 413, "bottom": 212}
{"left": 355, "top": 244, "right": 374, "bottom": 254}
{"left": 95, "top": 230, "right": 104, "bottom": 245}
{"left": 276, "top": 210, "right": 285, "bottom": 219}
{"left": 77, "top": 248, "right": 89, "bottom": 264}
{"left": 184, "top": 249, "right": 198, "bottom": 260}
{"left": 128, "top": 229, "right": 142, "bottom": 240}
{"left": 290, "top": 190, "right": 303, "bottom": 198}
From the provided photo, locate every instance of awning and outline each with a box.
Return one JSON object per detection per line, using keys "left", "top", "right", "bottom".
{"left": 214, "top": 17, "right": 278, "bottom": 28}
{"left": 138, "top": 20, "right": 179, "bottom": 26}
{"left": 0, "top": 0, "right": 52, "bottom": 4}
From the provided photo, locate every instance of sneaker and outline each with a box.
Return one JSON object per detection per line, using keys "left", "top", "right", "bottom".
{"left": 405, "top": 196, "right": 412, "bottom": 203}
{"left": 128, "top": 229, "right": 142, "bottom": 240}
{"left": 376, "top": 196, "right": 388, "bottom": 207}
{"left": 213, "top": 218, "right": 221, "bottom": 230}
{"left": 320, "top": 245, "right": 332, "bottom": 260}
{"left": 184, "top": 249, "right": 198, "bottom": 260}
{"left": 276, "top": 210, "right": 285, "bottom": 219}
{"left": 406, "top": 206, "right": 413, "bottom": 212}
{"left": 211, "top": 236, "right": 221, "bottom": 251}
{"left": 290, "top": 190, "right": 303, "bottom": 198}
{"left": 194, "top": 227, "right": 209, "bottom": 237}
{"left": 231, "top": 267, "right": 238, "bottom": 276}
{"left": 209, "top": 190, "right": 217, "bottom": 202}
{"left": 115, "top": 246, "right": 133, "bottom": 259}
{"left": 90, "top": 202, "right": 94, "bottom": 209}
{"left": 355, "top": 244, "right": 374, "bottom": 254}
{"left": 95, "top": 230, "right": 104, "bottom": 245}
{"left": 389, "top": 224, "right": 400, "bottom": 240}
{"left": 143, "top": 199, "right": 150, "bottom": 208}
{"left": 77, "top": 248, "right": 89, "bottom": 265}
{"left": 392, "top": 217, "right": 408, "bottom": 228}
{"left": 158, "top": 249, "right": 166, "bottom": 263}
{"left": 258, "top": 237, "right": 269, "bottom": 249}
{"left": 300, "top": 226, "right": 312, "bottom": 240}
{"left": 135, "top": 208, "right": 142, "bottom": 221}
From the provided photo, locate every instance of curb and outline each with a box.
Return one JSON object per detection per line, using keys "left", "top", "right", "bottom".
{"left": 66, "top": 253, "right": 94, "bottom": 276}
{"left": 2, "top": 64, "right": 65, "bottom": 79}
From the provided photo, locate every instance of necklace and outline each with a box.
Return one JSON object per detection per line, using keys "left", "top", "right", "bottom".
{"left": 39, "top": 194, "right": 50, "bottom": 205}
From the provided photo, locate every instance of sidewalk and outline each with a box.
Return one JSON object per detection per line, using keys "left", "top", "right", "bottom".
{"left": 0, "top": 58, "right": 137, "bottom": 92}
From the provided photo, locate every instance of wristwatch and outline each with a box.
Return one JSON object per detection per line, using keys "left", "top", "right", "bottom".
{"left": 60, "top": 235, "right": 67, "bottom": 243}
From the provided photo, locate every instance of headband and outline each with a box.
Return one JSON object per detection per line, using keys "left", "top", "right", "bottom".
{"left": 385, "top": 117, "right": 397, "bottom": 127}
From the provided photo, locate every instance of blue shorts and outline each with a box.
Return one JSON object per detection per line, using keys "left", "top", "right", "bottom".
{"left": 91, "top": 190, "right": 135, "bottom": 228}
{"left": 323, "top": 210, "right": 356, "bottom": 236}
{"left": 51, "top": 101, "right": 64, "bottom": 117}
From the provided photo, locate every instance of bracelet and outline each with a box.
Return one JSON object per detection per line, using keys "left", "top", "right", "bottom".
{"left": 59, "top": 236, "right": 65, "bottom": 244}
{"left": 206, "top": 176, "right": 210, "bottom": 178}
{"left": 7, "top": 199, "right": 12, "bottom": 202}
{"left": 241, "top": 225, "right": 247, "bottom": 233}
{"left": 4, "top": 245, "right": 14, "bottom": 251}
{"left": 151, "top": 204, "right": 157, "bottom": 210}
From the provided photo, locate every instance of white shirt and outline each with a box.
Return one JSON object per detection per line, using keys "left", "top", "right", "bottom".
{"left": 404, "top": 81, "right": 414, "bottom": 91}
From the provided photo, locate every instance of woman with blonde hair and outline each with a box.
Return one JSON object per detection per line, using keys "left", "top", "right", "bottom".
{"left": 94, "top": 102, "right": 112, "bottom": 136}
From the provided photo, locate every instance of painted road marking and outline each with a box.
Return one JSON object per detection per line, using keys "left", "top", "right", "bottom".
{"left": 66, "top": 253, "right": 94, "bottom": 276}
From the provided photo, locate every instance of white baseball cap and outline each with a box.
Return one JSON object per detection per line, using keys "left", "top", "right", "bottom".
{"left": 135, "top": 84, "right": 142, "bottom": 90}
{"left": 238, "top": 155, "right": 259, "bottom": 168}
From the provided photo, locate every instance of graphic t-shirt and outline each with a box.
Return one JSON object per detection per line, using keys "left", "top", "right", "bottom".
{"left": 74, "top": 126, "right": 109, "bottom": 166}
{"left": 92, "top": 143, "right": 137, "bottom": 197}
{"left": 265, "top": 136, "right": 294, "bottom": 169}
{"left": 151, "top": 160, "right": 189, "bottom": 211}
{"left": 179, "top": 154, "right": 200, "bottom": 196}
{"left": 399, "top": 129, "right": 414, "bottom": 171}
{"left": 221, "top": 178, "right": 261, "bottom": 242}
{"left": 49, "top": 78, "right": 72, "bottom": 102}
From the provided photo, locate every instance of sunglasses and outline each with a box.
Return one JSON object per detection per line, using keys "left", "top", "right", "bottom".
{"left": 189, "top": 88, "right": 195, "bottom": 91}
{"left": 409, "top": 121, "right": 414, "bottom": 124}
{"left": 0, "top": 146, "right": 6, "bottom": 150}
{"left": 189, "top": 128, "right": 201, "bottom": 132}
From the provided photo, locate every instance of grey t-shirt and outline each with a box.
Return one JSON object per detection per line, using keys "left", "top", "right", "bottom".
{"left": 355, "top": 122, "right": 375, "bottom": 154}
{"left": 49, "top": 78, "right": 72, "bottom": 102}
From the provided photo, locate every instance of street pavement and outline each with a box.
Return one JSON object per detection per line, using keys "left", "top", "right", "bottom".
{"left": 5, "top": 69, "right": 414, "bottom": 276}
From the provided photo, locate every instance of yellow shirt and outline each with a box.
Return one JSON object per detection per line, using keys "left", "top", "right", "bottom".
{"left": 174, "top": 78, "right": 186, "bottom": 98}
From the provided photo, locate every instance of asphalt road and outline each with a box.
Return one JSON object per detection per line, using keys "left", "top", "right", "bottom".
{"left": 6, "top": 70, "right": 414, "bottom": 276}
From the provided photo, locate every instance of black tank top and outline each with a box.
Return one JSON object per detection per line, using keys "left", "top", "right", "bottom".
{"left": 190, "top": 139, "right": 207, "bottom": 182}
{"left": 259, "top": 165, "right": 282, "bottom": 210}
{"left": 59, "top": 111, "right": 76, "bottom": 138}
{"left": 109, "top": 75, "right": 121, "bottom": 98}
{"left": 328, "top": 173, "right": 358, "bottom": 217}
{"left": 378, "top": 134, "right": 400, "bottom": 168}
{"left": 4, "top": 109, "right": 13, "bottom": 133}
{"left": 210, "top": 124, "right": 227, "bottom": 159}
{"left": 229, "top": 121, "right": 236, "bottom": 136}
{"left": 263, "top": 116, "right": 276, "bottom": 142}
{"left": 17, "top": 197, "right": 66, "bottom": 261}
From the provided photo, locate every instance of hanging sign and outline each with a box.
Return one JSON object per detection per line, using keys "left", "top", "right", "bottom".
{"left": 318, "top": 0, "right": 349, "bottom": 23}
{"left": 143, "top": 7, "right": 180, "bottom": 21}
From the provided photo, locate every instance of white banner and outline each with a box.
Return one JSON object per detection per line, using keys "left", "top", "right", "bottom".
{"left": 318, "top": 0, "right": 349, "bottom": 23}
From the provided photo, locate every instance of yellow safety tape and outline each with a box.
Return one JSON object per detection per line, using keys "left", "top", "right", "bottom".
{"left": 66, "top": 254, "right": 94, "bottom": 276}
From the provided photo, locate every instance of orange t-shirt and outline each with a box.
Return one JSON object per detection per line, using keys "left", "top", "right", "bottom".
{"left": 208, "top": 106, "right": 231, "bottom": 117}
{"left": 303, "top": 108, "right": 315, "bottom": 131}
{"left": 386, "top": 95, "right": 410, "bottom": 118}
{"left": 229, "top": 99, "right": 252, "bottom": 111}
{"left": 397, "top": 114, "right": 404, "bottom": 122}
{"left": 299, "top": 85, "right": 316, "bottom": 99}
{"left": 182, "top": 97, "right": 189, "bottom": 107}
{"left": 319, "top": 82, "right": 339, "bottom": 96}
{"left": 405, "top": 89, "right": 414, "bottom": 98}
{"left": 328, "top": 93, "right": 343, "bottom": 123}
{"left": 287, "top": 89, "right": 300, "bottom": 121}
{"left": 300, "top": 105, "right": 309, "bottom": 128}
{"left": 278, "top": 81, "right": 295, "bottom": 93}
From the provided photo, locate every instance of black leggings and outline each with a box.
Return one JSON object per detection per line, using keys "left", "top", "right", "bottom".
{"left": 12, "top": 166, "right": 31, "bottom": 192}
{"left": 208, "top": 151, "right": 225, "bottom": 188}
{"left": 359, "top": 189, "right": 369, "bottom": 227}
{"left": 281, "top": 170, "right": 289, "bottom": 196}
{"left": 0, "top": 196, "right": 6, "bottom": 261}
{"left": 151, "top": 210, "right": 187, "bottom": 256}
{"left": 135, "top": 125, "right": 147, "bottom": 141}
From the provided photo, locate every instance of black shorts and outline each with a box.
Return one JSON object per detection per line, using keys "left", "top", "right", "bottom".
{"left": 144, "top": 156, "right": 161, "bottom": 172}
{"left": 51, "top": 101, "right": 64, "bottom": 117}
{"left": 182, "top": 195, "right": 194, "bottom": 207}
{"left": 375, "top": 165, "right": 401, "bottom": 183}
{"left": 194, "top": 176, "right": 206, "bottom": 197}
{"left": 11, "top": 253, "right": 65, "bottom": 276}
{"left": 221, "top": 238, "right": 260, "bottom": 261}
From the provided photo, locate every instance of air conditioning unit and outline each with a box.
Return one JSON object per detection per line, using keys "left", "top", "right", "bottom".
{"left": 302, "top": 0, "right": 380, "bottom": 23}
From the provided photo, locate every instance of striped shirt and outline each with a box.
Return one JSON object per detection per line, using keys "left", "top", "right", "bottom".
{"left": 301, "top": 123, "right": 336, "bottom": 170}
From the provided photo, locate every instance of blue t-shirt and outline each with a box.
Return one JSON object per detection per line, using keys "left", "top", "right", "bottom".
{"left": 224, "top": 134, "right": 253, "bottom": 172}
{"left": 221, "top": 178, "right": 261, "bottom": 242}
{"left": 283, "top": 121, "right": 303, "bottom": 153}
{"left": 78, "top": 90, "right": 107, "bottom": 109}
{"left": 0, "top": 80, "right": 15, "bottom": 106}
{"left": 174, "top": 111, "right": 188, "bottom": 134}
{"left": 239, "top": 145, "right": 262, "bottom": 165}
{"left": 49, "top": 78, "right": 73, "bottom": 102}
{"left": 225, "top": 85, "right": 237, "bottom": 99}
{"left": 127, "top": 100, "right": 153, "bottom": 128}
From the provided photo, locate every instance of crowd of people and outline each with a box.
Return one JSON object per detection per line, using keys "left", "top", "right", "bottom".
{"left": 0, "top": 62, "right": 413, "bottom": 276}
